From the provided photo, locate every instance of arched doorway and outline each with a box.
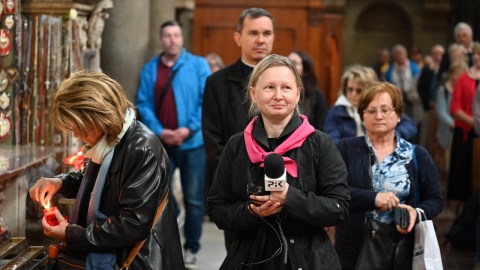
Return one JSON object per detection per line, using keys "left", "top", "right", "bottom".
{"left": 351, "top": 2, "right": 412, "bottom": 66}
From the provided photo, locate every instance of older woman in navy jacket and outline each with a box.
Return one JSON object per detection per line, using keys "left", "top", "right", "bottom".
{"left": 334, "top": 81, "right": 443, "bottom": 270}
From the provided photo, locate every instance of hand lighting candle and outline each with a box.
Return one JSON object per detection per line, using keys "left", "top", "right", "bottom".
{"left": 43, "top": 200, "right": 67, "bottom": 226}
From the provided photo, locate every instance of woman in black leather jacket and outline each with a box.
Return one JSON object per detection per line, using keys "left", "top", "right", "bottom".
{"left": 29, "top": 71, "right": 184, "bottom": 269}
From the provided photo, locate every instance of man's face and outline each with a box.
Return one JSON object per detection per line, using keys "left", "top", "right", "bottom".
{"left": 394, "top": 48, "right": 407, "bottom": 65}
{"left": 234, "top": 16, "right": 274, "bottom": 65}
{"left": 456, "top": 28, "right": 472, "bottom": 49}
{"left": 160, "top": 25, "right": 183, "bottom": 57}
{"left": 431, "top": 46, "right": 445, "bottom": 64}
{"left": 379, "top": 50, "right": 390, "bottom": 64}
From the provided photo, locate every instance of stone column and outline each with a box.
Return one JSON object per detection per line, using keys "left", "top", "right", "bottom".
{"left": 149, "top": 1, "right": 175, "bottom": 59}
{"left": 100, "top": 0, "right": 175, "bottom": 101}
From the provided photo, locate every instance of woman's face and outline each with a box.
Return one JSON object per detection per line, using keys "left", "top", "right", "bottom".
{"left": 288, "top": 52, "right": 303, "bottom": 76}
{"left": 207, "top": 58, "right": 221, "bottom": 72}
{"left": 362, "top": 91, "right": 400, "bottom": 137}
{"left": 346, "top": 78, "right": 363, "bottom": 108}
{"left": 71, "top": 125, "right": 103, "bottom": 146}
{"left": 250, "top": 66, "right": 300, "bottom": 121}
{"left": 473, "top": 50, "right": 480, "bottom": 69}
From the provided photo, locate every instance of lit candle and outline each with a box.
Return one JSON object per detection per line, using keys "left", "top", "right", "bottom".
{"left": 43, "top": 200, "right": 59, "bottom": 226}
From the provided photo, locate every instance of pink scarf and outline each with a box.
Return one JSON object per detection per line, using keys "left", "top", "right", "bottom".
{"left": 244, "top": 114, "right": 315, "bottom": 178}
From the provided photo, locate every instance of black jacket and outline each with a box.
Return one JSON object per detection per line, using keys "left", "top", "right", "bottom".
{"left": 202, "top": 59, "right": 252, "bottom": 176}
{"left": 58, "top": 121, "right": 184, "bottom": 270}
{"left": 208, "top": 114, "right": 350, "bottom": 269}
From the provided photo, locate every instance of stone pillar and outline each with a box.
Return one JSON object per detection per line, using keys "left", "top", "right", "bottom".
{"left": 149, "top": 1, "right": 175, "bottom": 59}
{"left": 100, "top": 0, "right": 175, "bottom": 101}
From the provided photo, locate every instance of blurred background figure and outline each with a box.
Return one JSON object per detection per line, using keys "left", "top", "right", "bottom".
{"left": 385, "top": 44, "right": 422, "bottom": 142}
{"left": 325, "top": 65, "right": 417, "bottom": 143}
{"left": 205, "top": 53, "right": 225, "bottom": 73}
{"left": 136, "top": 20, "right": 211, "bottom": 269}
{"left": 288, "top": 50, "right": 329, "bottom": 131}
{"left": 416, "top": 44, "right": 445, "bottom": 150}
{"left": 372, "top": 48, "right": 390, "bottom": 81}
{"left": 409, "top": 46, "right": 425, "bottom": 69}
{"left": 437, "top": 44, "right": 469, "bottom": 89}
{"left": 447, "top": 41, "right": 480, "bottom": 215}
{"left": 436, "top": 60, "right": 468, "bottom": 191}
{"left": 437, "top": 22, "right": 474, "bottom": 89}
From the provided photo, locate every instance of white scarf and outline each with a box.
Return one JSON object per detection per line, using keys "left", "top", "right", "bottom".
{"left": 83, "top": 108, "right": 135, "bottom": 164}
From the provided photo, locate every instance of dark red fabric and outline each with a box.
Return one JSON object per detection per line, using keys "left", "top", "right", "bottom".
{"left": 155, "top": 60, "right": 178, "bottom": 130}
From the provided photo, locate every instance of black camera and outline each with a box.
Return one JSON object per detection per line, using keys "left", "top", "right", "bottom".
{"left": 247, "top": 184, "right": 269, "bottom": 196}
{"left": 394, "top": 207, "right": 410, "bottom": 229}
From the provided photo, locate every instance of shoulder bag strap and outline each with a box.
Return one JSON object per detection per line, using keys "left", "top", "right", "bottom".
{"left": 120, "top": 190, "right": 170, "bottom": 270}
{"left": 157, "top": 69, "right": 178, "bottom": 108}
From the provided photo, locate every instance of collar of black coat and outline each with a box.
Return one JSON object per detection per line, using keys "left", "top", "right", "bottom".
{"left": 225, "top": 59, "right": 254, "bottom": 83}
{"left": 252, "top": 112, "right": 302, "bottom": 151}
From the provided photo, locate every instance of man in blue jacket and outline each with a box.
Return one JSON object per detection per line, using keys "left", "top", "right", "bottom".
{"left": 136, "top": 20, "right": 211, "bottom": 269}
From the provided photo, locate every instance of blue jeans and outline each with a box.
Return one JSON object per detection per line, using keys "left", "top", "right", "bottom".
{"left": 166, "top": 145, "right": 205, "bottom": 253}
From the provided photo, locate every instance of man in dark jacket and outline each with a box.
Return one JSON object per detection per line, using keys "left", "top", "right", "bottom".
{"left": 202, "top": 7, "right": 275, "bottom": 222}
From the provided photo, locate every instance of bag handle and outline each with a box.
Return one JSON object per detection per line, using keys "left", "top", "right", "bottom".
{"left": 120, "top": 190, "right": 170, "bottom": 270}
{"left": 415, "top": 208, "right": 426, "bottom": 222}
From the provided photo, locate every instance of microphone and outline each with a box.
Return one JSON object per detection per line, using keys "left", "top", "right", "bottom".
{"left": 264, "top": 153, "right": 287, "bottom": 192}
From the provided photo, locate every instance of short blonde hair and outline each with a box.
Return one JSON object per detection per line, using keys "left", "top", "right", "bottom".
{"left": 339, "top": 65, "right": 378, "bottom": 96}
{"left": 357, "top": 81, "right": 404, "bottom": 122}
{"left": 472, "top": 41, "right": 480, "bottom": 54}
{"left": 246, "top": 54, "right": 303, "bottom": 117}
{"left": 52, "top": 70, "right": 134, "bottom": 144}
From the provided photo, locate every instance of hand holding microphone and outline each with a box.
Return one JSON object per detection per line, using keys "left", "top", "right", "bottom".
{"left": 249, "top": 153, "right": 289, "bottom": 217}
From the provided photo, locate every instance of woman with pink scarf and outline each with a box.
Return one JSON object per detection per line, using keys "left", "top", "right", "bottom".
{"left": 207, "top": 54, "right": 350, "bottom": 270}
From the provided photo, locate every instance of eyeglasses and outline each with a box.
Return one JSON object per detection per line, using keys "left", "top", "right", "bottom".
{"left": 347, "top": 88, "right": 362, "bottom": 95}
{"left": 363, "top": 107, "right": 396, "bottom": 117}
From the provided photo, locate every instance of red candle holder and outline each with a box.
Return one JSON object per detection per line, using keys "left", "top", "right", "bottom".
{"left": 43, "top": 206, "right": 59, "bottom": 226}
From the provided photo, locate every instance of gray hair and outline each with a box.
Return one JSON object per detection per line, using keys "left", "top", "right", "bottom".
{"left": 454, "top": 22, "right": 473, "bottom": 38}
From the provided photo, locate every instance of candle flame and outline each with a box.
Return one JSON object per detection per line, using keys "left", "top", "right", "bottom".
{"left": 44, "top": 200, "right": 51, "bottom": 211}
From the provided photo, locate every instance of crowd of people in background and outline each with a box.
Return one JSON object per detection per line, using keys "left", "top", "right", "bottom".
{"left": 28, "top": 4, "right": 480, "bottom": 269}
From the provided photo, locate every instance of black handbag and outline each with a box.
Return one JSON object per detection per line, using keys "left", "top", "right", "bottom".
{"left": 56, "top": 247, "right": 86, "bottom": 270}
{"left": 355, "top": 218, "right": 414, "bottom": 270}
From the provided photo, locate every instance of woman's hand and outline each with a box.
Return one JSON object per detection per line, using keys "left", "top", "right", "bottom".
{"left": 249, "top": 183, "right": 289, "bottom": 217}
{"left": 396, "top": 204, "right": 417, "bottom": 234}
{"left": 42, "top": 208, "right": 68, "bottom": 241}
{"left": 29, "top": 177, "right": 63, "bottom": 206}
{"left": 375, "top": 192, "right": 399, "bottom": 211}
